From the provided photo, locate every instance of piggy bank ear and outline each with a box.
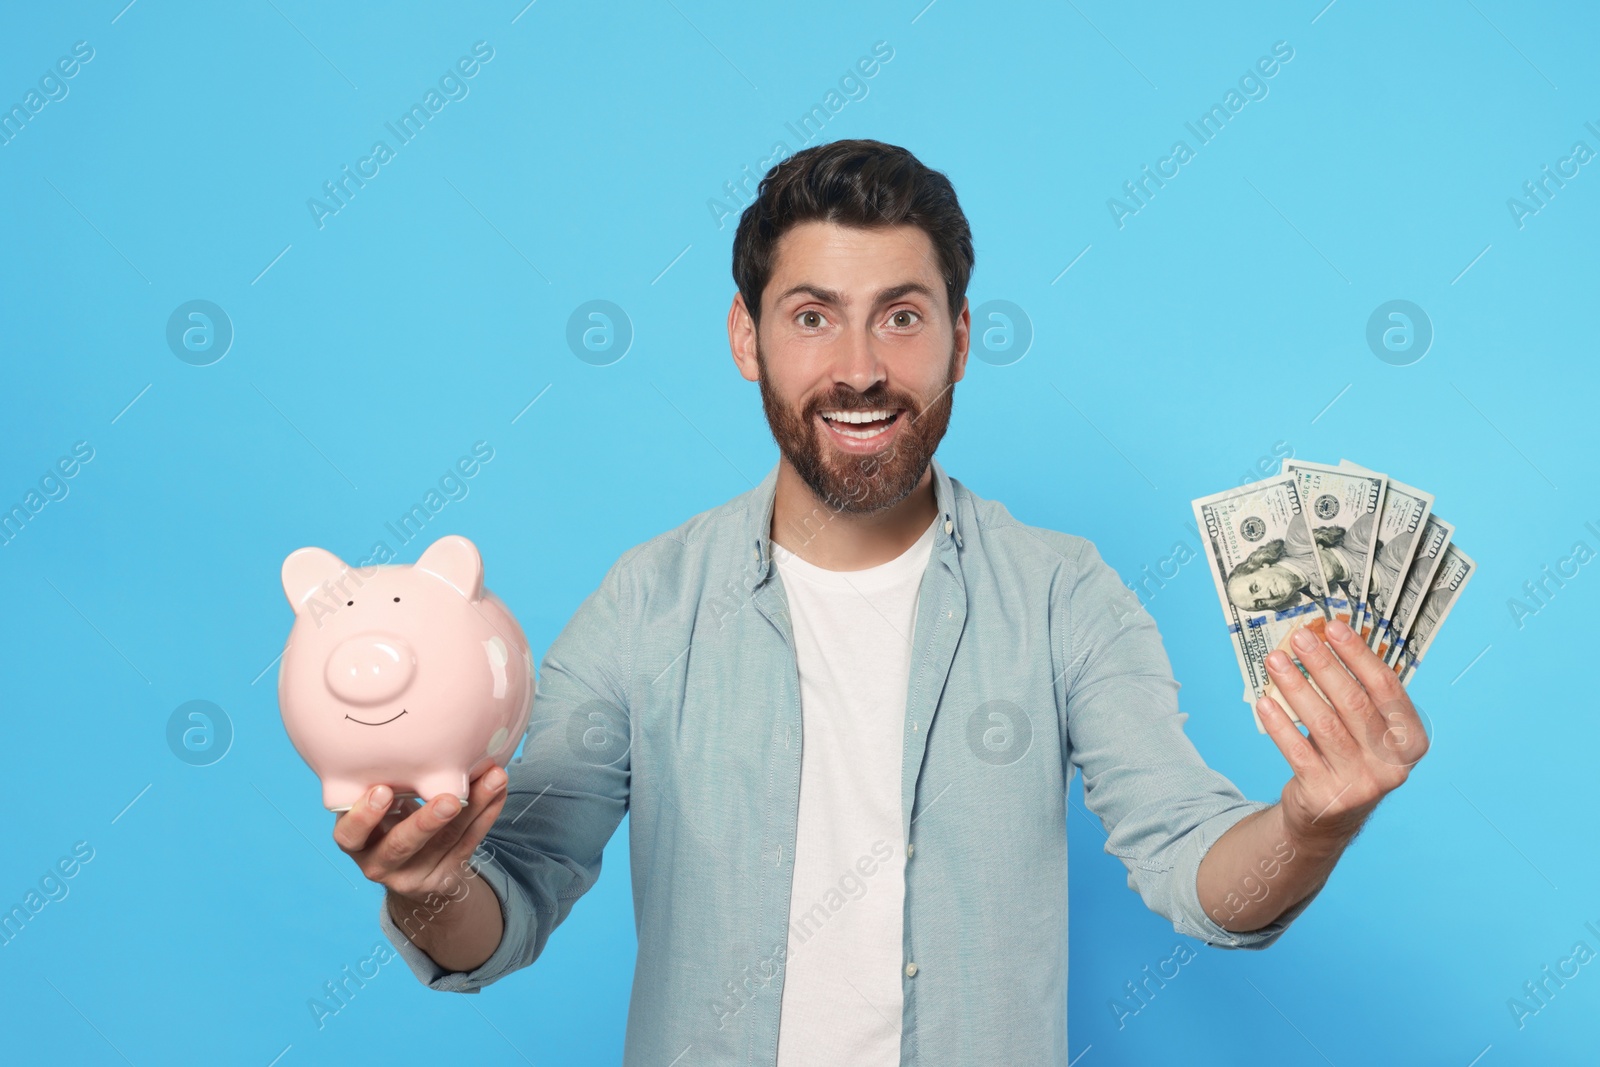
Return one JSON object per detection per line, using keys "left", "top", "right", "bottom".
{"left": 281, "top": 546, "right": 350, "bottom": 612}
{"left": 416, "top": 535, "right": 484, "bottom": 602}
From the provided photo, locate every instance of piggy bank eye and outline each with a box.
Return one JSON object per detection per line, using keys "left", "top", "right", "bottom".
{"left": 346, "top": 600, "right": 354, "bottom": 606}
{"left": 393, "top": 597, "right": 401, "bottom": 603}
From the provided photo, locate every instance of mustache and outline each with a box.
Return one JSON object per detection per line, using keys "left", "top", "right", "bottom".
{"left": 805, "top": 380, "right": 954, "bottom": 427}
{"left": 808, "top": 393, "right": 915, "bottom": 414}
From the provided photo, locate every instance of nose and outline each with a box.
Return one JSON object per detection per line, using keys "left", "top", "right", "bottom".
{"left": 325, "top": 633, "right": 416, "bottom": 705}
{"left": 835, "top": 325, "right": 886, "bottom": 393}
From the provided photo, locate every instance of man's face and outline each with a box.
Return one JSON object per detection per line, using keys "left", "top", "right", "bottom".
{"left": 1227, "top": 563, "right": 1305, "bottom": 613}
{"left": 736, "top": 220, "right": 969, "bottom": 514}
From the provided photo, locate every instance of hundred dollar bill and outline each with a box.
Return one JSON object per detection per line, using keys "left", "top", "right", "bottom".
{"left": 1336, "top": 460, "right": 1433, "bottom": 646}
{"left": 1391, "top": 544, "right": 1475, "bottom": 684}
{"left": 1282, "top": 458, "right": 1386, "bottom": 631}
{"left": 1376, "top": 514, "right": 1454, "bottom": 662}
{"left": 1192, "top": 474, "right": 1327, "bottom": 731}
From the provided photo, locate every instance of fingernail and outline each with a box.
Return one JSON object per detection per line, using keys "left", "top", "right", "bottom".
{"left": 368, "top": 786, "right": 392, "bottom": 811}
{"left": 435, "top": 795, "right": 460, "bottom": 818}
{"left": 486, "top": 769, "right": 506, "bottom": 793}
{"left": 1292, "top": 627, "right": 1317, "bottom": 651}
{"left": 1328, "top": 618, "right": 1352, "bottom": 641}
{"left": 1267, "top": 650, "right": 1291, "bottom": 671}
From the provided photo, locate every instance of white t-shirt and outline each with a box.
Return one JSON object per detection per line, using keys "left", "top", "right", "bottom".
{"left": 771, "top": 515, "right": 938, "bottom": 1066}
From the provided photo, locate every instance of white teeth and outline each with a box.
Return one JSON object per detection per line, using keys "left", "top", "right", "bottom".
{"left": 827, "top": 418, "right": 896, "bottom": 440}
{"left": 833, "top": 424, "right": 890, "bottom": 440}
{"left": 820, "top": 408, "right": 897, "bottom": 424}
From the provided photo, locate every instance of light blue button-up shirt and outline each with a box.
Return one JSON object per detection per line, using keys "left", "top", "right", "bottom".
{"left": 379, "top": 455, "right": 1317, "bottom": 1064}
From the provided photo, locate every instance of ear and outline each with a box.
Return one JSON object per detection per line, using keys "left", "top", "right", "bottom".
{"left": 950, "top": 296, "right": 970, "bottom": 385}
{"left": 728, "top": 291, "right": 761, "bottom": 383}
{"left": 282, "top": 546, "right": 350, "bottom": 612}
{"left": 415, "top": 535, "right": 484, "bottom": 602}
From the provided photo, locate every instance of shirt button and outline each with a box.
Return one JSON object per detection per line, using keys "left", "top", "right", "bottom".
{"left": 906, "top": 842, "right": 915, "bottom": 858}
{"left": 944, "top": 519, "right": 953, "bottom": 535}
{"left": 905, "top": 962, "right": 918, "bottom": 977}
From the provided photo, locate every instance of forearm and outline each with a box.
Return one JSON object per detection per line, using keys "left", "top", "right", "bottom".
{"left": 1196, "top": 803, "right": 1349, "bottom": 933}
{"left": 385, "top": 864, "right": 506, "bottom": 973}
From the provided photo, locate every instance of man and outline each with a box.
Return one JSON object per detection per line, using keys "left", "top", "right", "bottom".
{"left": 332, "top": 139, "right": 1429, "bottom": 1065}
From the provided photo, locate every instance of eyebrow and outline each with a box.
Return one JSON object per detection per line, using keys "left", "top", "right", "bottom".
{"left": 774, "top": 281, "right": 938, "bottom": 309}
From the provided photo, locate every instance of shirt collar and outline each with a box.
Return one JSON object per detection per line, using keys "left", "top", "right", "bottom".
{"left": 744, "top": 454, "right": 964, "bottom": 580}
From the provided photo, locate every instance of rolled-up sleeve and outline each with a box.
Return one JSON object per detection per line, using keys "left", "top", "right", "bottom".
{"left": 1060, "top": 538, "right": 1316, "bottom": 950}
{"left": 378, "top": 550, "right": 637, "bottom": 990}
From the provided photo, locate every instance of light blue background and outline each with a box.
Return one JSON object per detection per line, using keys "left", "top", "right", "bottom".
{"left": 2, "top": 1, "right": 1595, "bottom": 1063}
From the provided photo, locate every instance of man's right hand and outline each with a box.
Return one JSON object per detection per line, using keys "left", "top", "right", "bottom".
{"left": 332, "top": 766, "right": 510, "bottom": 963}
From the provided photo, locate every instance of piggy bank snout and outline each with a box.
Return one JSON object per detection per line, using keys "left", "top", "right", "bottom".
{"left": 324, "top": 634, "right": 416, "bottom": 705}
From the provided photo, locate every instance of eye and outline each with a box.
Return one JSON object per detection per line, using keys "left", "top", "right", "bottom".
{"left": 797, "top": 310, "right": 826, "bottom": 328}
{"left": 887, "top": 309, "right": 920, "bottom": 328}
{"left": 346, "top": 600, "right": 354, "bottom": 606}
{"left": 393, "top": 597, "right": 400, "bottom": 602}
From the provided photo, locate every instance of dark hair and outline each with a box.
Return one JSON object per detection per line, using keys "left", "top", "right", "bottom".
{"left": 731, "top": 138, "right": 974, "bottom": 330}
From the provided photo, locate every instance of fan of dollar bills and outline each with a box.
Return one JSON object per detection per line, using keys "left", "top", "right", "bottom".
{"left": 1192, "top": 459, "right": 1473, "bottom": 733}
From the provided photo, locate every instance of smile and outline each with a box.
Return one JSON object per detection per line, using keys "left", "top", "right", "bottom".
{"left": 344, "top": 709, "right": 409, "bottom": 726}
{"left": 817, "top": 408, "right": 904, "bottom": 448}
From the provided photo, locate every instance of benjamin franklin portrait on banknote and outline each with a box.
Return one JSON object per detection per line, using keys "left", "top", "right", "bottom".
{"left": 1223, "top": 507, "right": 1325, "bottom": 615}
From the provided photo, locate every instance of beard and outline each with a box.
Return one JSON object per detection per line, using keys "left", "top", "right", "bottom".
{"left": 755, "top": 339, "right": 958, "bottom": 515}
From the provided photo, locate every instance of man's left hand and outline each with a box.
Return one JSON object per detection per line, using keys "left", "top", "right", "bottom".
{"left": 1257, "top": 615, "right": 1429, "bottom": 849}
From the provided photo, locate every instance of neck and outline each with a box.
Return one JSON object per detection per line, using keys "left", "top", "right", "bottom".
{"left": 770, "top": 459, "right": 937, "bottom": 571}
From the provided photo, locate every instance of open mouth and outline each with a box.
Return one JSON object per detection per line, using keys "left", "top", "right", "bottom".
{"left": 344, "top": 709, "right": 408, "bottom": 726}
{"left": 817, "top": 407, "right": 904, "bottom": 445}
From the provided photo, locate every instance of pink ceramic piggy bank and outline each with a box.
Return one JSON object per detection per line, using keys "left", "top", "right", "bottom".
{"left": 277, "top": 534, "right": 534, "bottom": 812}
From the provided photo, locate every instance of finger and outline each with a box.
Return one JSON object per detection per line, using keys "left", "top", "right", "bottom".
{"left": 367, "top": 768, "right": 508, "bottom": 879}
{"left": 433, "top": 779, "right": 510, "bottom": 879}
{"left": 361, "top": 790, "right": 474, "bottom": 879}
{"left": 1261, "top": 621, "right": 1334, "bottom": 716}
{"left": 1325, "top": 616, "right": 1412, "bottom": 720}
{"left": 1298, "top": 618, "right": 1384, "bottom": 729}
{"left": 333, "top": 785, "right": 400, "bottom": 855}
{"left": 1285, "top": 623, "right": 1376, "bottom": 763}
{"left": 1256, "top": 692, "right": 1329, "bottom": 781}
{"left": 1265, "top": 642, "right": 1357, "bottom": 765}
{"left": 1326, "top": 625, "right": 1428, "bottom": 770}
{"left": 382, "top": 785, "right": 510, "bottom": 942}
{"left": 373, "top": 795, "right": 425, "bottom": 838}
{"left": 427, "top": 766, "right": 513, "bottom": 862}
